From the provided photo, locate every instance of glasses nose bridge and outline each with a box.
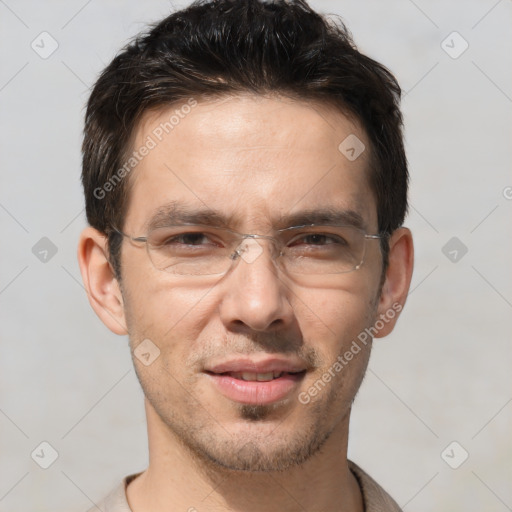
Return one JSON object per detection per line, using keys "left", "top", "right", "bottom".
{"left": 232, "top": 232, "right": 283, "bottom": 263}
{"left": 243, "top": 232, "right": 277, "bottom": 242}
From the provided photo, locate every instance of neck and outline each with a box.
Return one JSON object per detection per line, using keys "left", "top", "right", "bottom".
{"left": 127, "top": 400, "right": 363, "bottom": 512}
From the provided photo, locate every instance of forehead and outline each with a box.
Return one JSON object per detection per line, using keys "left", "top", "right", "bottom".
{"left": 123, "top": 94, "right": 376, "bottom": 232}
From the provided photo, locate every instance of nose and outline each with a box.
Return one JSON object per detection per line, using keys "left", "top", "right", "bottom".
{"left": 217, "top": 238, "right": 294, "bottom": 333}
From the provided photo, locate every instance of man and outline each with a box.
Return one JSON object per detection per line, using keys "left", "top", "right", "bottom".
{"left": 77, "top": 0, "right": 414, "bottom": 510}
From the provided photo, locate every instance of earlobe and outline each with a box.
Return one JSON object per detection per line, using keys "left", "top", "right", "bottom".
{"left": 77, "top": 226, "right": 128, "bottom": 335}
{"left": 374, "top": 227, "right": 414, "bottom": 338}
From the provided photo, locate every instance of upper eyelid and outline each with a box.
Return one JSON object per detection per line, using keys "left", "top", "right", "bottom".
{"left": 151, "top": 223, "right": 361, "bottom": 233}
{"left": 149, "top": 224, "right": 363, "bottom": 242}
{"left": 277, "top": 224, "right": 360, "bottom": 233}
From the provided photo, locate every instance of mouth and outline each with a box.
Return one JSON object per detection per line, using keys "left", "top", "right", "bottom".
{"left": 204, "top": 368, "right": 307, "bottom": 405}
{"left": 209, "top": 370, "right": 305, "bottom": 382}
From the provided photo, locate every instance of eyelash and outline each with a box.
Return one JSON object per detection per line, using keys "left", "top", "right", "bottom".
{"left": 163, "top": 231, "right": 347, "bottom": 247}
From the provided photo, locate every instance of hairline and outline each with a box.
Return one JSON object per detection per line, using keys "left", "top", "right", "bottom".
{"left": 108, "top": 91, "right": 388, "bottom": 283}
{"left": 117, "top": 90, "right": 378, "bottom": 233}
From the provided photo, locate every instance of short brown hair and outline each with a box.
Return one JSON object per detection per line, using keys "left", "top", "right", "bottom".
{"left": 82, "top": 0, "right": 408, "bottom": 280}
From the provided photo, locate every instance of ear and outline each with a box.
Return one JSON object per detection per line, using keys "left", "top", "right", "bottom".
{"left": 77, "top": 226, "right": 128, "bottom": 335}
{"left": 374, "top": 227, "right": 414, "bottom": 338}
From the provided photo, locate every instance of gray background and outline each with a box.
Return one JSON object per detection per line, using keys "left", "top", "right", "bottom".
{"left": 1, "top": 0, "right": 511, "bottom": 510}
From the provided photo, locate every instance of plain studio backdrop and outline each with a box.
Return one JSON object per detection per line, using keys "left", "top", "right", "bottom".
{"left": 0, "top": 1, "right": 511, "bottom": 510}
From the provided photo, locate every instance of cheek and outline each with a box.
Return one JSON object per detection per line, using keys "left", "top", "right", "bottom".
{"left": 122, "top": 264, "right": 215, "bottom": 353}
{"left": 295, "top": 280, "right": 377, "bottom": 351}
{"left": 295, "top": 288, "right": 375, "bottom": 410}
{"left": 125, "top": 281, "right": 216, "bottom": 400}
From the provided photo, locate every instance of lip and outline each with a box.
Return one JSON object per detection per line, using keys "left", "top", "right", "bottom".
{"left": 205, "top": 371, "right": 306, "bottom": 405}
{"left": 205, "top": 357, "right": 306, "bottom": 374}
{"left": 204, "top": 357, "right": 307, "bottom": 405}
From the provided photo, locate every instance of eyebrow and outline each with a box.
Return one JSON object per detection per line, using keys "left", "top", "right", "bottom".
{"left": 143, "top": 201, "right": 367, "bottom": 233}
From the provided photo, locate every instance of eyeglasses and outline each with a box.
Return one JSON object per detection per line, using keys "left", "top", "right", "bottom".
{"left": 113, "top": 224, "right": 387, "bottom": 276}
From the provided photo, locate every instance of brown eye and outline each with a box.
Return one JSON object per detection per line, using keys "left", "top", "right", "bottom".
{"left": 301, "top": 234, "right": 342, "bottom": 245}
{"left": 169, "top": 232, "right": 209, "bottom": 245}
{"left": 290, "top": 233, "right": 348, "bottom": 247}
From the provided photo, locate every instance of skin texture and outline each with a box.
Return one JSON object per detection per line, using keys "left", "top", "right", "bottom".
{"left": 78, "top": 94, "right": 414, "bottom": 512}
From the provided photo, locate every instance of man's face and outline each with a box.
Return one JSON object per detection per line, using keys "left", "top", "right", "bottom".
{"left": 119, "top": 94, "right": 384, "bottom": 471}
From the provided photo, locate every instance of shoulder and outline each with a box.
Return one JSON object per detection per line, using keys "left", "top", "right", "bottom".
{"left": 87, "top": 474, "right": 140, "bottom": 512}
{"left": 348, "top": 460, "right": 403, "bottom": 512}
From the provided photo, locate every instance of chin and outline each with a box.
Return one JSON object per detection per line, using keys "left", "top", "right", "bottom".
{"left": 185, "top": 414, "right": 335, "bottom": 474}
